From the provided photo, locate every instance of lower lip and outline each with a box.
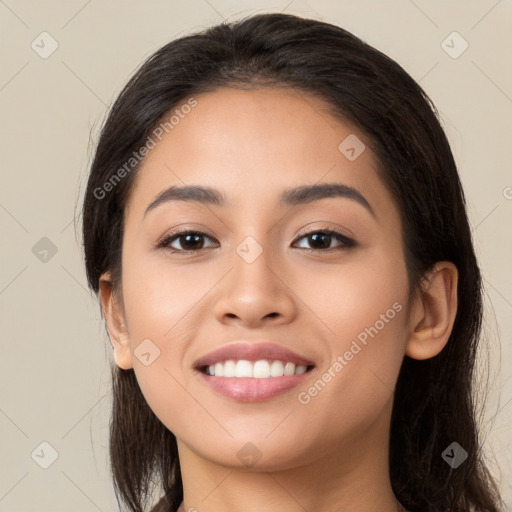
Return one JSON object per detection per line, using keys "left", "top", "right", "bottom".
{"left": 198, "top": 371, "right": 313, "bottom": 402}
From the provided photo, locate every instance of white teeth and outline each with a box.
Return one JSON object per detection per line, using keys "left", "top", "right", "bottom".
{"left": 223, "top": 360, "right": 236, "bottom": 378}
{"left": 205, "top": 359, "right": 310, "bottom": 378}
{"left": 253, "top": 360, "right": 270, "bottom": 378}
{"left": 214, "top": 362, "right": 223, "bottom": 377}
{"left": 284, "top": 362, "right": 295, "bottom": 376}
{"left": 235, "top": 360, "right": 253, "bottom": 378}
{"left": 270, "top": 360, "right": 284, "bottom": 377}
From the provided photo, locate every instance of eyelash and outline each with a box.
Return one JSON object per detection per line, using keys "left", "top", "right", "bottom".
{"left": 156, "top": 227, "right": 355, "bottom": 254}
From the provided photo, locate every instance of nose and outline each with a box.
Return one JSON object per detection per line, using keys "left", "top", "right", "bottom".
{"left": 213, "top": 241, "right": 297, "bottom": 328}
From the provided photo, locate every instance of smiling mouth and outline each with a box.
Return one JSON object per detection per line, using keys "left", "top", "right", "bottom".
{"left": 198, "top": 359, "right": 315, "bottom": 378}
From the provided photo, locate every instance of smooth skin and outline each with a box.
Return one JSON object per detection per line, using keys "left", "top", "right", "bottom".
{"left": 99, "top": 87, "right": 458, "bottom": 512}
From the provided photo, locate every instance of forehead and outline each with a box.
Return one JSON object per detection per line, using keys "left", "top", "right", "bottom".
{"left": 124, "top": 87, "right": 397, "bottom": 223}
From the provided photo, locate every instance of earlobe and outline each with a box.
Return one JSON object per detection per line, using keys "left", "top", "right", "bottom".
{"left": 98, "top": 272, "right": 134, "bottom": 370}
{"left": 405, "top": 262, "right": 458, "bottom": 360}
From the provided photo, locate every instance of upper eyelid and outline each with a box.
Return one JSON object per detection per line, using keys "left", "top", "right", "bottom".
{"left": 164, "top": 227, "right": 349, "bottom": 241}
{"left": 160, "top": 227, "right": 353, "bottom": 250}
{"left": 295, "top": 224, "right": 353, "bottom": 240}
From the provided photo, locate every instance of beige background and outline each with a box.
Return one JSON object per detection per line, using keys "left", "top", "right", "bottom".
{"left": 1, "top": 0, "right": 511, "bottom": 510}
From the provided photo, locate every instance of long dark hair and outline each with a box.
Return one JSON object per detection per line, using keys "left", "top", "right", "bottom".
{"left": 81, "top": 12, "right": 503, "bottom": 512}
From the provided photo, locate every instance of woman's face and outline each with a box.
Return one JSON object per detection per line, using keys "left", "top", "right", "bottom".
{"left": 111, "top": 87, "right": 412, "bottom": 470}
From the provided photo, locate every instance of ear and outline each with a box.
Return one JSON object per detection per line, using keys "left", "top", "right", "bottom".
{"left": 405, "top": 261, "right": 458, "bottom": 360}
{"left": 98, "top": 271, "right": 133, "bottom": 370}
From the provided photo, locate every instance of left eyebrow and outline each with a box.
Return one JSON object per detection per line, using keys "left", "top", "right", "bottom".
{"left": 143, "top": 182, "right": 375, "bottom": 218}
{"left": 278, "top": 183, "right": 375, "bottom": 218}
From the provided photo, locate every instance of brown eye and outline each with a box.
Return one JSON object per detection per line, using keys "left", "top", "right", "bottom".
{"left": 157, "top": 228, "right": 355, "bottom": 254}
{"left": 293, "top": 230, "right": 355, "bottom": 251}
{"left": 157, "top": 230, "right": 218, "bottom": 252}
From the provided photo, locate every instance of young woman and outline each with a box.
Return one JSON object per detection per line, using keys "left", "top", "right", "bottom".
{"left": 81, "top": 12, "right": 504, "bottom": 512}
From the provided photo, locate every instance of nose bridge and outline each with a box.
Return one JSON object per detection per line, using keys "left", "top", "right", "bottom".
{"left": 231, "top": 232, "right": 280, "bottom": 294}
{"left": 213, "top": 230, "right": 296, "bottom": 325}
{"left": 227, "top": 201, "right": 293, "bottom": 289}
{"left": 229, "top": 200, "right": 279, "bottom": 272}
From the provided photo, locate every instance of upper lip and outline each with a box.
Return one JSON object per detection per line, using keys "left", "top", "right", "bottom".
{"left": 194, "top": 341, "right": 316, "bottom": 369}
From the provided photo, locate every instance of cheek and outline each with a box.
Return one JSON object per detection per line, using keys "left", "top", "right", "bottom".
{"left": 119, "top": 249, "right": 238, "bottom": 429}
{"left": 296, "top": 245, "right": 409, "bottom": 412}
{"left": 299, "top": 244, "right": 409, "bottom": 345}
{"left": 121, "top": 248, "right": 220, "bottom": 343}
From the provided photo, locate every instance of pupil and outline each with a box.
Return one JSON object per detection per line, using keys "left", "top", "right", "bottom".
{"left": 182, "top": 234, "right": 202, "bottom": 249}
{"left": 310, "top": 233, "right": 330, "bottom": 249}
